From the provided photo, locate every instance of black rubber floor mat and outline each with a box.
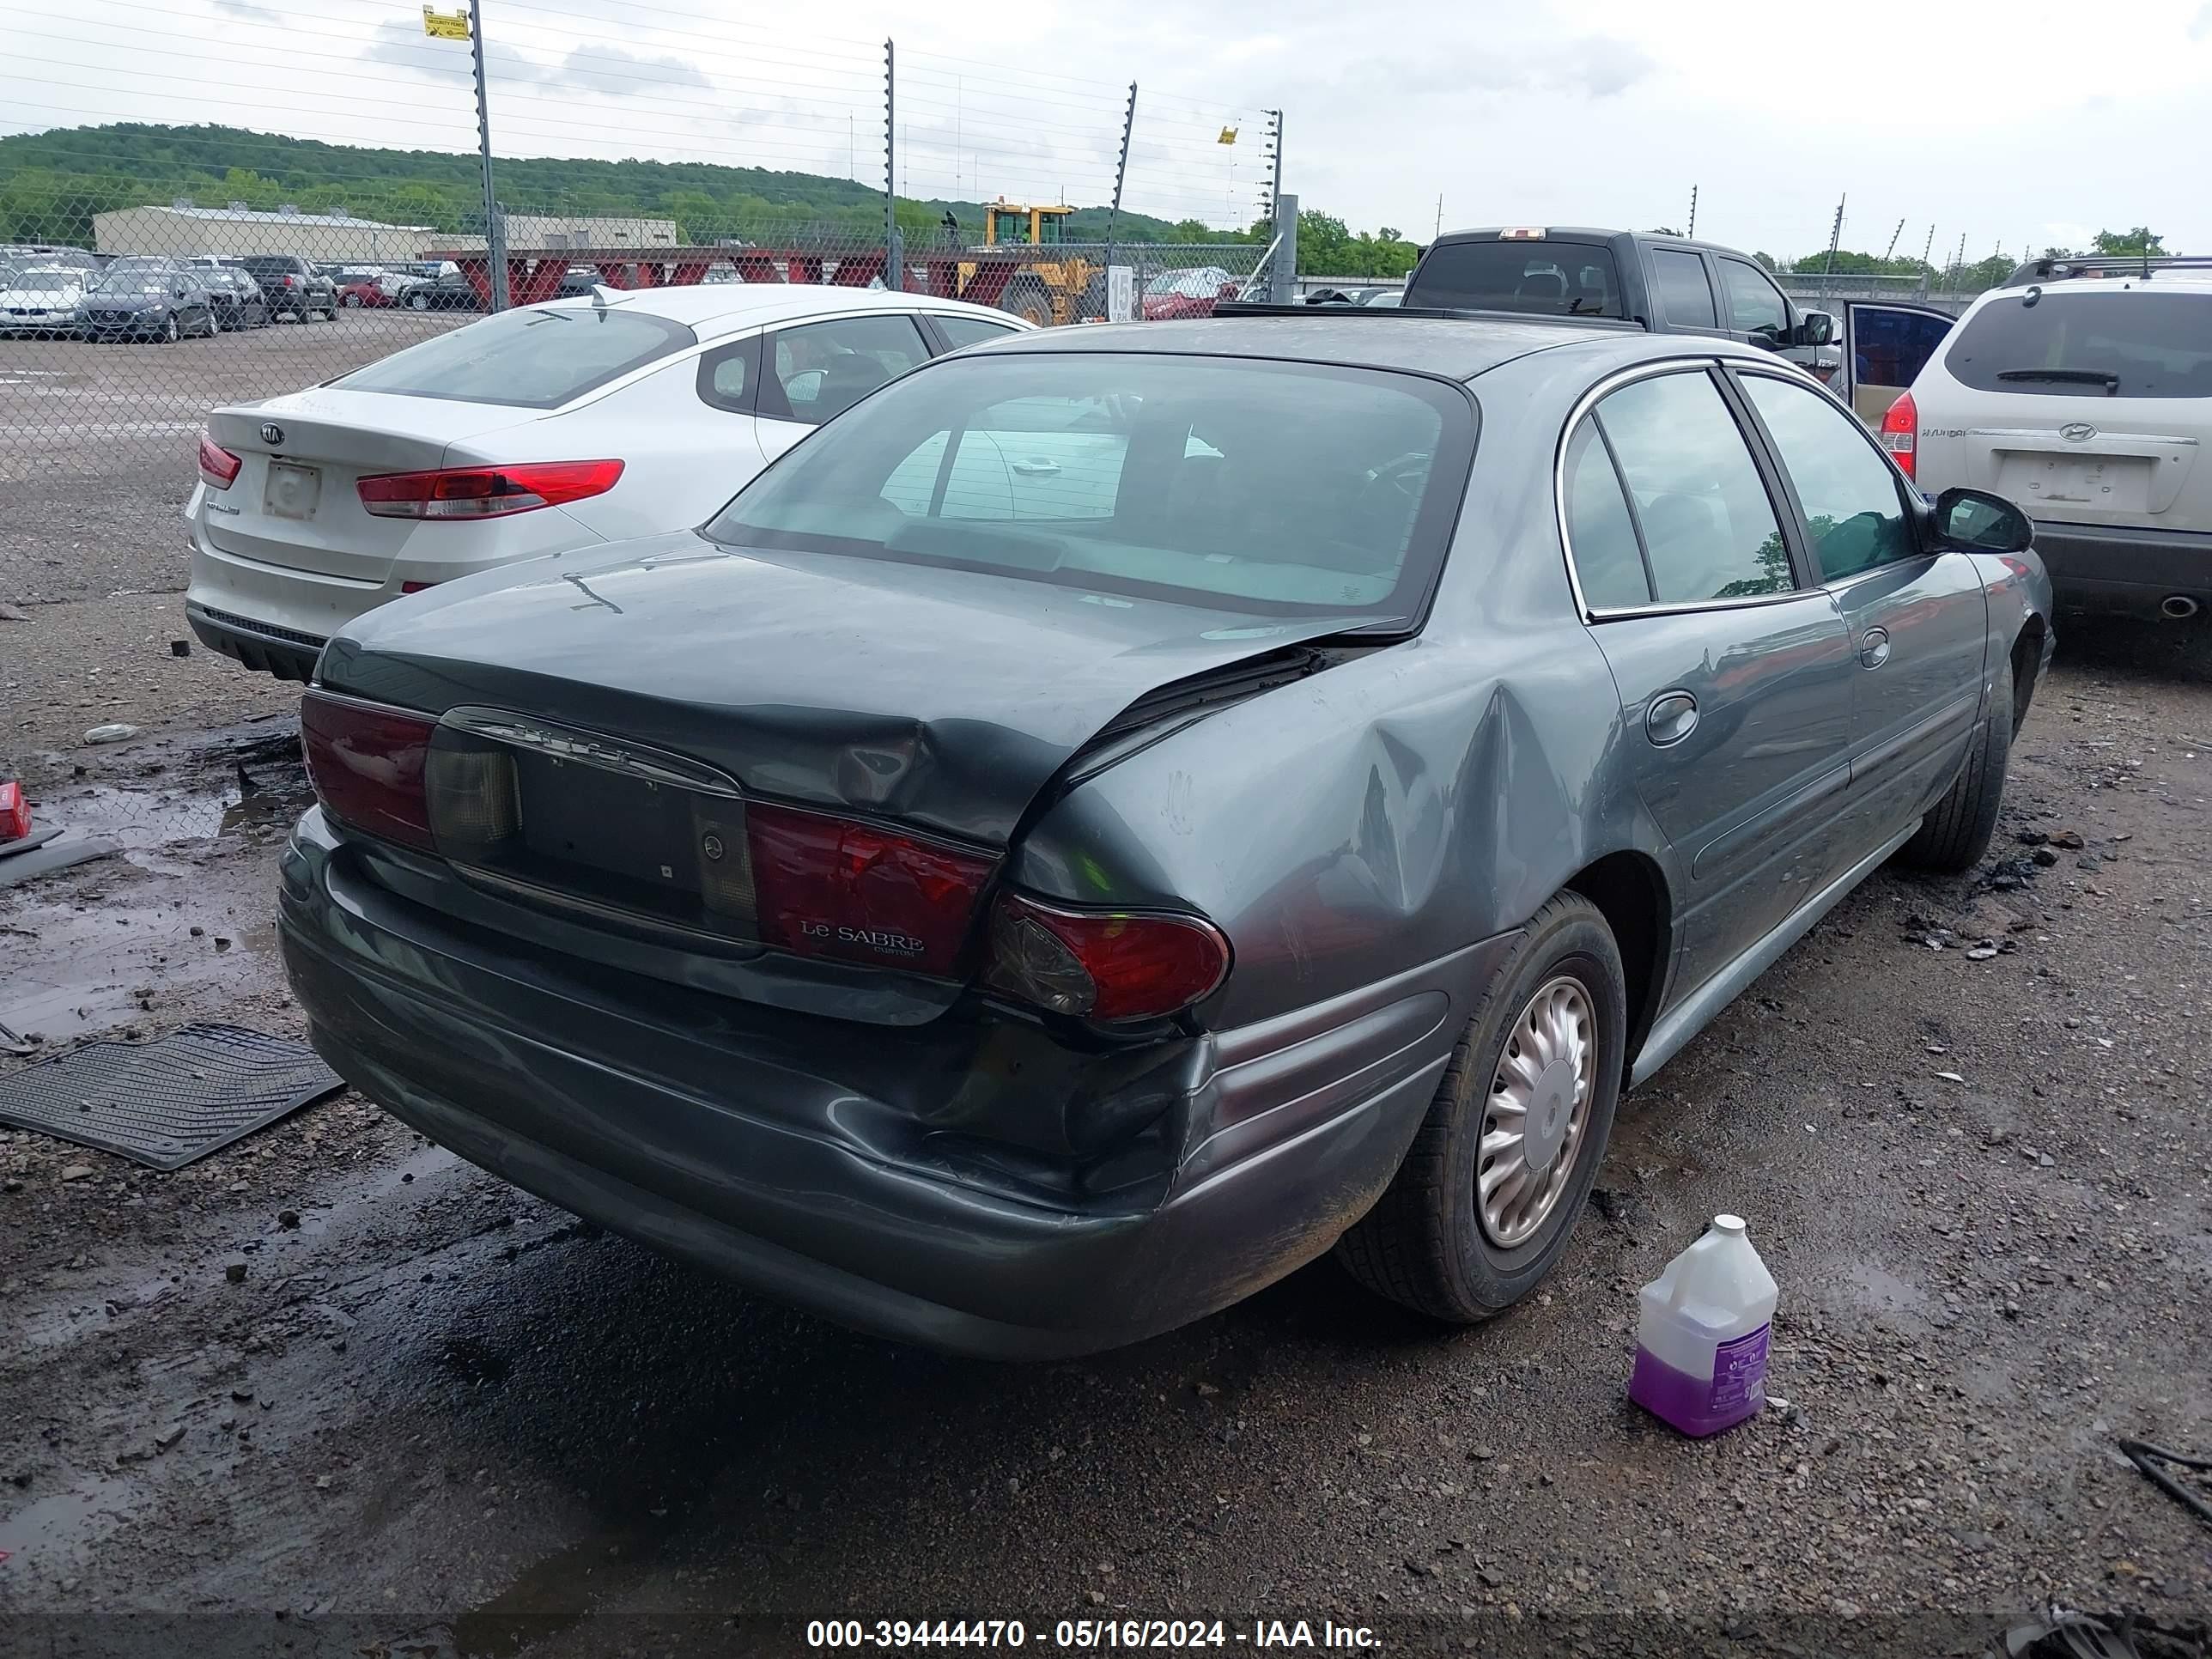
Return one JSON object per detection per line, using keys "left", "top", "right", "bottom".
{"left": 0, "top": 1023, "right": 343, "bottom": 1170}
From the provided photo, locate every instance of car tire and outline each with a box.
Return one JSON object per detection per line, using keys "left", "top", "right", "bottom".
{"left": 341, "top": 293, "right": 362, "bottom": 307}
{"left": 1896, "top": 653, "right": 2012, "bottom": 873}
{"left": 1336, "top": 890, "right": 1626, "bottom": 1324}
{"left": 158, "top": 314, "right": 179, "bottom": 344}
{"left": 408, "top": 292, "right": 430, "bottom": 312}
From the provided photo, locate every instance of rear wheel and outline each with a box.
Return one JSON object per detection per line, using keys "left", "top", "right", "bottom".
{"left": 1897, "top": 653, "right": 2012, "bottom": 873}
{"left": 341, "top": 292, "right": 362, "bottom": 307}
{"left": 158, "top": 313, "right": 179, "bottom": 344}
{"left": 408, "top": 291, "right": 430, "bottom": 312}
{"left": 1336, "top": 891, "right": 1626, "bottom": 1322}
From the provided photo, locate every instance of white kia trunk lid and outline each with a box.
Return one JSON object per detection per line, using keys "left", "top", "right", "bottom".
{"left": 201, "top": 388, "right": 539, "bottom": 581}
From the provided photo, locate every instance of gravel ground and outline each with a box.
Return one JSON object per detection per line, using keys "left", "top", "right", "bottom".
{"left": 3, "top": 477, "right": 2209, "bottom": 1656}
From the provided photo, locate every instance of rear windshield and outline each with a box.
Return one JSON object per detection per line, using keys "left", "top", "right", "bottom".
{"left": 706, "top": 351, "right": 1475, "bottom": 623}
{"left": 1944, "top": 289, "right": 2212, "bottom": 398}
{"left": 239, "top": 258, "right": 301, "bottom": 276}
{"left": 333, "top": 305, "right": 695, "bottom": 409}
{"left": 1407, "top": 240, "right": 1624, "bottom": 318}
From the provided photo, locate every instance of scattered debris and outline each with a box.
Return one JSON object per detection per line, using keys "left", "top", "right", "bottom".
{"left": 58, "top": 1165, "right": 94, "bottom": 1182}
{"left": 0, "top": 603, "right": 29, "bottom": 623}
{"left": 2118, "top": 1440, "right": 2212, "bottom": 1528}
{"left": 224, "top": 1261, "right": 248, "bottom": 1284}
{"left": 82, "top": 724, "right": 142, "bottom": 745}
{"left": 169, "top": 640, "right": 191, "bottom": 658}
{"left": 0, "top": 835, "right": 120, "bottom": 888}
{"left": 1935, "top": 1071, "right": 1966, "bottom": 1084}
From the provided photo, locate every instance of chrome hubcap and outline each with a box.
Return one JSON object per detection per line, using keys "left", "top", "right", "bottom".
{"left": 1477, "top": 975, "right": 1595, "bottom": 1248}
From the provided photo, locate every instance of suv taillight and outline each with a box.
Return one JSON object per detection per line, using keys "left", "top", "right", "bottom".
{"left": 988, "top": 894, "right": 1230, "bottom": 1021}
{"left": 301, "top": 690, "right": 435, "bottom": 851}
{"left": 198, "top": 433, "right": 241, "bottom": 489}
{"left": 357, "top": 460, "right": 624, "bottom": 520}
{"left": 1880, "top": 390, "right": 1917, "bottom": 478}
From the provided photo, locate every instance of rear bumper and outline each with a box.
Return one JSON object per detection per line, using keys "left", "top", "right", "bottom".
{"left": 277, "top": 810, "right": 1483, "bottom": 1358}
{"left": 186, "top": 599, "right": 325, "bottom": 682}
{"left": 2033, "top": 520, "right": 2212, "bottom": 617}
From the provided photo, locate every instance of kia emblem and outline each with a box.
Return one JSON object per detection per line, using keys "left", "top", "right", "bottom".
{"left": 259, "top": 422, "right": 284, "bottom": 447}
{"left": 2060, "top": 422, "right": 2097, "bottom": 442}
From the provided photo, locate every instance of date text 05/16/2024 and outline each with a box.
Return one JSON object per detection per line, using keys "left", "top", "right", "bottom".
{"left": 805, "top": 1620, "right": 1382, "bottom": 1650}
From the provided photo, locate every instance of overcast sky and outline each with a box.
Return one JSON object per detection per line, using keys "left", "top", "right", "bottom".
{"left": 5, "top": 0, "right": 2209, "bottom": 259}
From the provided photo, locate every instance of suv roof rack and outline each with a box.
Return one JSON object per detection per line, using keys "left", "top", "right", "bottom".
{"left": 2002, "top": 253, "right": 2212, "bottom": 287}
{"left": 1212, "top": 300, "right": 1644, "bottom": 332}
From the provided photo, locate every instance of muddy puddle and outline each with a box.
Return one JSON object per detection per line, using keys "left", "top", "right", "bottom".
{"left": 1, "top": 720, "right": 308, "bottom": 1043}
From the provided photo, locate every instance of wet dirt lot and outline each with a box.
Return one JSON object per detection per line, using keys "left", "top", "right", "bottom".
{"left": 3, "top": 609, "right": 2211, "bottom": 1656}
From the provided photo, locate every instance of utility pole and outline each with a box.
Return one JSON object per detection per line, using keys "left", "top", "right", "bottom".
{"left": 465, "top": 0, "right": 507, "bottom": 310}
{"left": 1817, "top": 192, "right": 1844, "bottom": 302}
{"left": 1104, "top": 82, "right": 1135, "bottom": 295}
{"left": 1687, "top": 184, "right": 1698, "bottom": 240}
{"left": 883, "top": 40, "right": 900, "bottom": 293}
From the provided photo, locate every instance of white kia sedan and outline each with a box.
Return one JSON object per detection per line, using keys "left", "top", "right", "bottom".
{"left": 185, "top": 285, "right": 1031, "bottom": 678}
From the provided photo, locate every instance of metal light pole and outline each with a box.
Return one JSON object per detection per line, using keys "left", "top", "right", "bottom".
{"left": 465, "top": 0, "right": 508, "bottom": 309}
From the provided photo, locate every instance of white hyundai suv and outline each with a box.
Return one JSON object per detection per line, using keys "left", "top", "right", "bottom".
{"left": 1874, "top": 257, "right": 2212, "bottom": 621}
{"left": 185, "top": 285, "right": 1030, "bottom": 679}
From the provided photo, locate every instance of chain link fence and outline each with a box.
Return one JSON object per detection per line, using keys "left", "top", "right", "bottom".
{"left": 1, "top": 191, "right": 1279, "bottom": 510}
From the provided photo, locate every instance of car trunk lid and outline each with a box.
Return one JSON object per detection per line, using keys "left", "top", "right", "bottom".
{"left": 313, "top": 533, "right": 1359, "bottom": 1012}
{"left": 1955, "top": 416, "right": 2204, "bottom": 529}
{"left": 203, "top": 389, "right": 536, "bottom": 582}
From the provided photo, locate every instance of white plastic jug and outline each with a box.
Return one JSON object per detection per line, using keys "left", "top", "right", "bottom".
{"left": 1627, "top": 1213, "right": 1777, "bottom": 1437}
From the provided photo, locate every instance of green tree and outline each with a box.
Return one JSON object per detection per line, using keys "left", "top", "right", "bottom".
{"left": 2091, "top": 227, "right": 2165, "bottom": 257}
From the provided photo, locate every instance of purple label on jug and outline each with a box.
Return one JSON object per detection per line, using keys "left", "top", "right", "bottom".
{"left": 1709, "top": 1323, "right": 1770, "bottom": 1417}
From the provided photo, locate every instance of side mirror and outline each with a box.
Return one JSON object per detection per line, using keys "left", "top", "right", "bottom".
{"left": 1793, "top": 309, "right": 1836, "bottom": 347}
{"left": 1935, "top": 487, "right": 2033, "bottom": 554}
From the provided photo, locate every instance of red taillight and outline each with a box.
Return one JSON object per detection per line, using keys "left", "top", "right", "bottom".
{"left": 300, "top": 690, "right": 434, "bottom": 851}
{"left": 399, "top": 580, "right": 441, "bottom": 594}
{"left": 356, "top": 460, "right": 624, "bottom": 520}
{"left": 745, "top": 803, "right": 994, "bottom": 978}
{"left": 1880, "top": 390, "right": 1917, "bottom": 479}
{"left": 198, "top": 433, "right": 241, "bottom": 490}
{"left": 988, "top": 894, "right": 1230, "bottom": 1021}
{"left": 0, "top": 780, "right": 29, "bottom": 842}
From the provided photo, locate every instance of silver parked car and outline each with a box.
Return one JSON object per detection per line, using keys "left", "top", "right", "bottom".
{"left": 278, "top": 314, "right": 2052, "bottom": 1358}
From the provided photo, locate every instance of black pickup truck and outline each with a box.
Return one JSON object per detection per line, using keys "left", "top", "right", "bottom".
{"left": 1399, "top": 226, "right": 1834, "bottom": 361}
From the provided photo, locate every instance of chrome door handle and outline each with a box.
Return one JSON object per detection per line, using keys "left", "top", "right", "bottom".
{"left": 1645, "top": 690, "right": 1699, "bottom": 747}
{"left": 1859, "top": 627, "right": 1892, "bottom": 669}
{"left": 1011, "top": 459, "right": 1061, "bottom": 477}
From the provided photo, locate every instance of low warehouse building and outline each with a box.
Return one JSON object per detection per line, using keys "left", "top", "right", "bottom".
{"left": 92, "top": 202, "right": 435, "bottom": 262}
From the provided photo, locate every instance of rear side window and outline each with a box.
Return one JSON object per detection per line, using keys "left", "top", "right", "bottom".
{"left": 1942, "top": 290, "right": 2212, "bottom": 398}
{"left": 933, "top": 314, "right": 1023, "bottom": 350}
{"left": 1592, "top": 370, "right": 1793, "bottom": 605}
{"left": 1651, "top": 252, "right": 1717, "bottom": 328}
{"left": 1561, "top": 420, "right": 1651, "bottom": 607}
{"left": 709, "top": 353, "right": 1474, "bottom": 623}
{"left": 334, "top": 306, "right": 694, "bottom": 409}
{"left": 1407, "top": 240, "right": 1624, "bottom": 318}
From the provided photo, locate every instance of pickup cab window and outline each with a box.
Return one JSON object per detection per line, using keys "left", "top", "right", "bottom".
{"left": 1407, "top": 241, "right": 1625, "bottom": 318}
{"left": 1717, "top": 259, "right": 1790, "bottom": 341}
{"left": 1652, "top": 252, "right": 1717, "bottom": 329}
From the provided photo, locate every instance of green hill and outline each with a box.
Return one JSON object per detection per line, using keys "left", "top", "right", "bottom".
{"left": 0, "top": 122, "right": 1220, "bottom": 246}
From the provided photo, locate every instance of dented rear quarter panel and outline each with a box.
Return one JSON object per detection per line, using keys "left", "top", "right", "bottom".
{"left": 1012, "top": 345, "right": 1679, "bottom": 1036}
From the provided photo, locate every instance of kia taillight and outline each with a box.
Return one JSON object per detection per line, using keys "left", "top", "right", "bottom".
{"left": 300, "top": 690, "right": 435, "bottom": 851}
{"left": 746, "top": 803, "right": 994, "bottom": 978}
{"left": 198, "top": 433, "right": 241, "bottom": 490}
{"left": 988, "top": 894, "right": 1231, "bottom": 1021}
{"left": 1880, "top": 390, "right": 1917, "bottom": 478}
{"left": 357, "top": 460, "right": 624, "bottom": 520}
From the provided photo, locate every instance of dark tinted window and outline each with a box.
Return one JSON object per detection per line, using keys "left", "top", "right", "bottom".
{"left": 1942, "top": 290, "right": 2212, "bottom": 398}
{"left": 1741, "top": 374, "right": 1914, "bottom": 580}
{"left": 696, "top": 337, "right": 756, "bottom": 412}
{"left": 762, "top": 314, "right": 932, "bottom": 424}
{"left": 1595, "top": 370, "right": 1793, "bottom": 604}
{"left": 1562, "top": 419, "right": 1651, "bottom": 607}
{"left": 239, "top": 257, "right": 304, "bottom": 279}
{"left": 1717, "top": 259, "right": 1788, "bottom": 337}
{"left": 933, "top": 314, "right": 1023, "bottom": 349}
{"left": 1850, "top": 307, "right": 1954, "bottom": 390}
{"left": 709, "top": 353, "right": 1474, "bottom": 622}
{"left": 335, "top": 305, "right": 693, "bottom": 408}
{"left": 1407, "top": 240, "right": 1624, "bottom": 318}
{"left": 1651, "top": 252, "right": 1717, "bottom": 328}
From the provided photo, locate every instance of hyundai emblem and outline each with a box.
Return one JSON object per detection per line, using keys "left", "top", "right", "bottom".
{"left": 2060, "top": 422, "right": 2097, "bottom": 442}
